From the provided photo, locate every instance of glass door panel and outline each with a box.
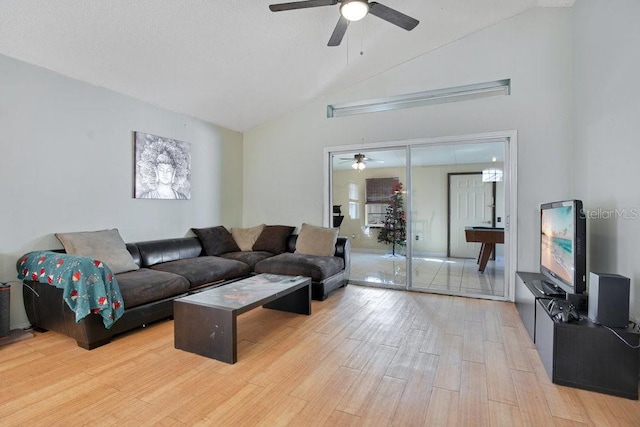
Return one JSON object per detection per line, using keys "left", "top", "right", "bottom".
{"left": 409, "top": 141, "right": 506, "bottom": 298}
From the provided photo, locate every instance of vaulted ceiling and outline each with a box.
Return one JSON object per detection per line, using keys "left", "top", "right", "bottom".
{"left": 0, "top": 1, "right": 573, "bottom": 132}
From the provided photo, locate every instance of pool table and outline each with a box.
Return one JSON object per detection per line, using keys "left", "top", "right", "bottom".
{"left": 464, "top": 226, "right": 504, "bottom": 272}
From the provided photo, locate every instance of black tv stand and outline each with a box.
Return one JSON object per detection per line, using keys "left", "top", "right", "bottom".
{"left": 533, "top": 279, "right": 566, "bottom": 297}
{"left": 515, "top": 272, "right": 639, "bottom": 399}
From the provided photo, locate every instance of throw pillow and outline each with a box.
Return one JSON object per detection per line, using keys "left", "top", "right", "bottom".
{"left": 231, "top": 224, "right": 265, "bottom": 251}
{"left": 294, "top": 223, "right": 339, "bottom": 257}
{"left": 55, "top": 229, "right": 139, "bottom": 274}
{"left": 192, "top": 226, "right": 240, "bottom": 256}
{"left": 253, "top": 225, "right": 295, "bottom": 254}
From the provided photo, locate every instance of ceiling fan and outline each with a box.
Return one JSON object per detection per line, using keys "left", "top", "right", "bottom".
{"left": 268, "top": 0, "right": 419, "bottom": 47}
{"left": 339, "top": 153, "right": 383, "bottom": 171}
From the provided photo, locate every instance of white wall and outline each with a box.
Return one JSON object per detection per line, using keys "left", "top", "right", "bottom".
{"left": 244, "top": 8, "right": 574, "bottom": 287}
{"left": 572, "top": 0, "right": 640, "bottom": 321}
{"left": 0, "top": 54, "right": 243, "bottom": 328}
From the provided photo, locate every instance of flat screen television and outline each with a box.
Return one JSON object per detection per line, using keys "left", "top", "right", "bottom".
{"left": 539, "top": 200, "right": 587, "bottom": 295}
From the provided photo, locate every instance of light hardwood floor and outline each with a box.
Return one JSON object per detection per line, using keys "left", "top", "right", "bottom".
{"left": 2, "top": 284, "right": 639, "bottom": 425}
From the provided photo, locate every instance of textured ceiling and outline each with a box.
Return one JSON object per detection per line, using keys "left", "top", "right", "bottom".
{"left": 0, "top": 0, "right": 573, "bottom": 132}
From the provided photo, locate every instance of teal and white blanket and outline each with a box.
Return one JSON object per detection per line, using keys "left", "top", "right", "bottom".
{"left": 18, "top": 251, "right": 125, "bottom": 328}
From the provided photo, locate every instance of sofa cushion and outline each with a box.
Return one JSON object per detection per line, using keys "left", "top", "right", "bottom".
{"left": 149, "top": 256, "right": 250, "bottom": 289}
{"left": 294, "top": 223, "right": 339, "bottom": 257}
{"left": 254, "top": 253, "right": 344, "bottom": 282}
{"left": 220, "top": 251, "right": 274, "bottom": 269}
{"left": 55, "top": 229, "right": 140, "bottom": 274}
{"left": 253, "top": 225, "right": 295, "bottom": 254}
{"left": 231, "top": 224, "right": 265, "bottom": 251}
{"left": 192, "top": 226, "right": 240, "bottom": 255}
{"left": 116, "top": 268, "right": 190, "bottom": 308}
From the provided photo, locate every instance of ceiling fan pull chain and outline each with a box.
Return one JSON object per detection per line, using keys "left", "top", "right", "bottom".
{"left": 360, "top": 20, "right": 364, "bottom": 56}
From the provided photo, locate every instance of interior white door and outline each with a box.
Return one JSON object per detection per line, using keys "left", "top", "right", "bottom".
{"left": 449, "top": 173, "right": 494, "bottom": 258}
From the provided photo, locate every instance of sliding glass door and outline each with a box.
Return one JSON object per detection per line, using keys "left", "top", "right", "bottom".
{"left": 328, "top": 135, "right": 511, "bottom": 300}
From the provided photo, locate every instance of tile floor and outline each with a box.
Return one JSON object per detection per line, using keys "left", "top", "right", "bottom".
{"left": 349, "top": 251, "right": 505, "bottom": 298}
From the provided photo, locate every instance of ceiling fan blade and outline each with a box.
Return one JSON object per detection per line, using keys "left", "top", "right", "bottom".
{"left": 269, "top": 0, "right": 337, "bottom": 12}
{"left": 328, "top": 16, "right": 349, "bottom": 46}
{"left": 369, "top": 2, "right": 419, "bottom": 31}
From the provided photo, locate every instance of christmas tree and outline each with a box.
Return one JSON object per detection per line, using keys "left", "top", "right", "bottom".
{"left": 377, "top": 182, "right": 407, "bottom": 256}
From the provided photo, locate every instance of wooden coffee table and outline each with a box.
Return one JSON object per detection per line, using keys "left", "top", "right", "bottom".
{"left": 173, "top": 274, "right": 311, "bottom": 364}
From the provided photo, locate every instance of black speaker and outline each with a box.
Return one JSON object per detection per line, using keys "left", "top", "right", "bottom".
{"left": 588, "top": 272, "right": 630, "bottom": 328}
{"left": 0, "top": 282, "right": 9, "bottom": 337}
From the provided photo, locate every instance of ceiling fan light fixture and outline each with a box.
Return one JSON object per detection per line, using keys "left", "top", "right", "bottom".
{"left": 340, "top": 0, "right": 369, "bottom": 22}
{"left": 352, "top": 160, "right": 366, "bottom": 171}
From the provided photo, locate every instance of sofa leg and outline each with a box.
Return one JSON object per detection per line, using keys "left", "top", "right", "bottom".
{"left": 32, "top": 326, "right": 48, "bottom": 333}
{"left": 77, "top": 337, "right": 112, "bottom": 350}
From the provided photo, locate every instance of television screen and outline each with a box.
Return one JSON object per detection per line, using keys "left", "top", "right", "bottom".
{"left": 540, "top": 200, "right": 586, "bottom": 294}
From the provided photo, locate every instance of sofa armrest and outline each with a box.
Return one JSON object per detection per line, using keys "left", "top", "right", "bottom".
{"left": 286, "top": 234, "right": 298, "bottom": 253}
{"left": 17, "top": 244, "right": 142, "bottom": 269}
{"left": 335, "top": 237, "right": 351, "bottom": 279}
{"left": 126, "top": 243, "right": 141, "bottom": 267}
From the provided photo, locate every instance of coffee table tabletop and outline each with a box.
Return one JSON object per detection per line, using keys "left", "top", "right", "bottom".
{"left": 178, "top": 274, "right": 309, "bottom": 313}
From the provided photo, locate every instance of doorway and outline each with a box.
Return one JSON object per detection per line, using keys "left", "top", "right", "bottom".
{"left": 448, "top": 172, "right": 496, "bottom": 259}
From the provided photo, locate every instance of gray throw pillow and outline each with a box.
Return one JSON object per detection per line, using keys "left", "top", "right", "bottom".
{"left": 55, "top": 229, "right": 139, "bottom": 274}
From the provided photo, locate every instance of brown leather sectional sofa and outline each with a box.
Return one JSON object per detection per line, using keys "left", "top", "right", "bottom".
{"left": 21, "top": 234, "right": 350, "bottom": 350}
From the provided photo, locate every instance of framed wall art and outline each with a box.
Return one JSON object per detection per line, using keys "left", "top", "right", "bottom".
{"left": 134, "top": 132, "right": 191, "bottom": 200}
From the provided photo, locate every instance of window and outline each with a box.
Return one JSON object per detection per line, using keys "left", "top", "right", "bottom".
{"left": 365, "top": 178, "right": 398, "bottom": 227}
{"left": 348, "top": 182, "right": 359, "bottom": 219}
{"left": 349, "top": 182, "right": 358, "bottom": 200}
{"left": 482, "top": 168, "right": 504, "bottom": 182}
{"left": 327, "top": 79, "right": 511, "bottom": 118}
{"left": 349, "top": 202, "right": 359, "bottom": 220}
{"left": 366, "top": 177, "right": 398, "bottom": 202}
